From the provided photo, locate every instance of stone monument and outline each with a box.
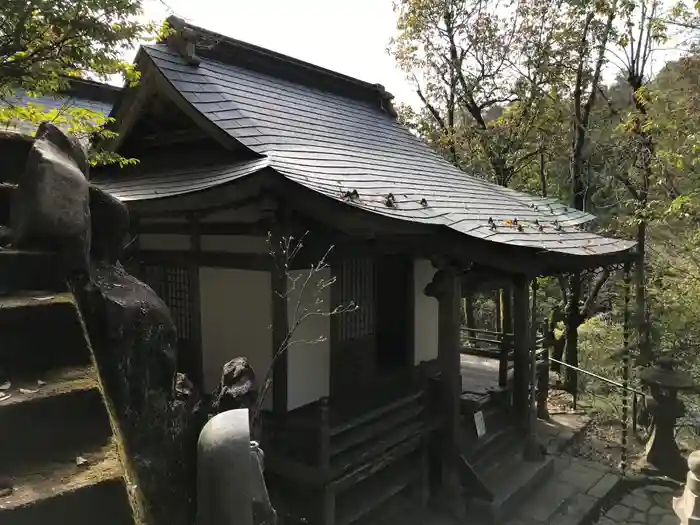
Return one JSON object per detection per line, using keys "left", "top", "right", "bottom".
{"left": 197, "top": 409, "right": 276, "bottom": 525}
{"left": 641, "top": 356, "right": 695, "bottom": 480}
{"left": 674, "top": 450, "right": 700, "bottom": 524}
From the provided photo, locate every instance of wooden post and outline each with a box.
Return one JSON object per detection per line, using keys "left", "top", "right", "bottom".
{"left": 536, "top": 317, "right": 551, "bottom": 421}
{"left": 524, "top": 279, "right": 543, "bottom": 460}
{"left": 500, "top": 287, "right": 513, "bottom": 336}
{"left": 512, "top": 275, "right": 530, "bottom": 432}
{"left": 265, "top": 198, "right": 289, "bottom": 417}
{"left": 270, "top": 239, "right": 289, "bottom": 416}
{"left": 425, "top": 266, "right": 463, "bottom": 519}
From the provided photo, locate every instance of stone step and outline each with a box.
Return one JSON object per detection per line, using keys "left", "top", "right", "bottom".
{"left": 0, "top": 250, "right": 68, "bottom": 294}
{"left": 466, "top": 453, "right": 555, "bottom": 524}
{"left": 0, "top": 443, "right": 134, "bottom": 525}
{"left": 0, "top": 132, "right": 33, "bottom": 185}
{"left": 0, "top": 365, "right": 113, "bottom": 476}
{"left": 0, "top": 292, "right": 90, "bottom": 375}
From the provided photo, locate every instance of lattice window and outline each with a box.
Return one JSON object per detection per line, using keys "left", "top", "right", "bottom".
{"left": 335, "top": 257, "right": 376, "bottom": 342}
{"left": 141, "top": 264, "right": 192, "bottom": 341}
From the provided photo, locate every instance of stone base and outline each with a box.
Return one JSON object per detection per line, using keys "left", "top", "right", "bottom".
{"left": 641, "top": 459, "right": 688, "bottom": 483}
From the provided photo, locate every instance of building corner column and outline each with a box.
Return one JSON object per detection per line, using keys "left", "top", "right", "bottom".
{"left": 425, "top": 265, "right": 464, "bottom": 518}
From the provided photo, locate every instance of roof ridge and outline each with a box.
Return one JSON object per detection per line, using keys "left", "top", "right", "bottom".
{"left": 161, "top": 16, "right": 398, "bottom": 117}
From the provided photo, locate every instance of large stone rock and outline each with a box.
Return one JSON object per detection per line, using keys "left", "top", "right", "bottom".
{"left": 78, "top": 262, "right": 178, "bottom": 414}
{"left": 10, "top": 122, "right": 91, "bottom": 272}
{"left": 89, "top": 185, "right": 130, "bottom": 264}
{"left": 76, "top": 262, "right": 202, "bottom": 525}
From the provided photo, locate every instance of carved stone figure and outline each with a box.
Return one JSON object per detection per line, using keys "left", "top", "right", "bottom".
{"left": 209, "top": 357, "right": 258, "bottom": 416}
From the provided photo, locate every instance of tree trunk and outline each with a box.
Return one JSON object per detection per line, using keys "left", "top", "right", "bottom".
{"left": 636, "top": 221, "right": 651, "bottom": 363}
{"left": 539, "top": 150, "right": 547, "bottom": 198}
{"left": 564, "top": 273, "right": 581, "bottom": 393}
{"left": 549, "top": 306, "right": 565, "bottom": 373}
{"left": 494, "top": 289, "right": 502, "bottom": 332}
{"left": 465, "top": 294, "right": 476, "bottom": 330}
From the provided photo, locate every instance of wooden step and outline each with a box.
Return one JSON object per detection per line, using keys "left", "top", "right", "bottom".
{"left": 0, "top": 292, "right": 90, "bottom": 375}
{"left": 0, "top": 250, "right": 68, "bottom": 294}
{"left": 462, "top": 404, "right": 514, "bottom": 457}
{"left": 0, "top": 365, "right": 113, "bottom": 476}
{"left": 472, "top": 428, "right": 520, "bottom": 477}
{"left": 336, "top": 453, "right": 422, "bottom": 525}
{"left": 459, "top": 424, "right": 522, "bottom": 504}
{"left": 0, "top": 443, "right": 134, "bottom": 525}
{"left": 466, "top": 453, "right": 554, "bottom": 524}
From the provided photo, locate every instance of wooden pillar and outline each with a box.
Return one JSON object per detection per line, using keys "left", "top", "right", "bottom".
{"left": 512, "top": 274, "right": 530, "bottom": 432}
{"left": 266, "top": 202, "right": 289, "bottom": 416}
{"left": 425, "top": 267, "right": 463, "bottom": 518}
{"left": 188, "top": 213, "right": 203, "bottom": 389}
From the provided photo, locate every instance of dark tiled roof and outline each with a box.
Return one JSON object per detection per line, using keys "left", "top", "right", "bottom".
{"left": 96, "top": 158, "right": 269, "bottom": 201}
{"left": 110, "top": 43, "right": 634, "bottom": 257}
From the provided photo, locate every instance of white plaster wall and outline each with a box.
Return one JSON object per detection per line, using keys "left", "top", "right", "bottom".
{"left": 286, "top": 268, "right": 331, "bottom": 411}
{"left": 200, "top": 235, "right": 268, "bottom": 253}
{"left": 199, "top": 268, "right": 273, "bottom": 410}
{"left": 139, "top": 234, "right": 191, "bottom": 251}
{"left": 414, "top": 259, "right": 439, "bottom": 364}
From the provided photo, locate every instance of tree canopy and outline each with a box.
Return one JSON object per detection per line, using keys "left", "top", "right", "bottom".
{"left": 0, "top": 0, "right": 159, "bottom": 165}
{"left": 390, "top": 0, "right": 700, "bottom": 387}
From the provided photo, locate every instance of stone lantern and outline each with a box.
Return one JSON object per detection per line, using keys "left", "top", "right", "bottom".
{"left": 640, "top": 356, "right": 695, "bottom": 480}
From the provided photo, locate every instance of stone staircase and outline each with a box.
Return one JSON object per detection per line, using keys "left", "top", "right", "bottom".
{"left": 0, "top": 251, "right": 137, "bottom": 524}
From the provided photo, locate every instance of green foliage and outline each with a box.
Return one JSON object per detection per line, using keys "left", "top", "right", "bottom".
{"left": 393, "top": 0, "right": 700, "bottom": 400}
{"left": 0, "top": 0, "right": 160, "bottom": 165}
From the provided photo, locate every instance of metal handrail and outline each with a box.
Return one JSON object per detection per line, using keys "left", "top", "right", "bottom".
{"left": 460, "top": 327, "right": 514, "bottom": 338}
{"left": 547, "top": 355, "right": 644, "bottom": 435}
{"left": 548, "top": 357, "right": 645, "bottom": 397}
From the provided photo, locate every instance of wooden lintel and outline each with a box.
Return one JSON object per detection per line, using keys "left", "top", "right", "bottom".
{"left": 139, "top": 249, "right": 272, "bottom": 271}
{"left": 140, "top": 221, "right": 269, "bottom": 236}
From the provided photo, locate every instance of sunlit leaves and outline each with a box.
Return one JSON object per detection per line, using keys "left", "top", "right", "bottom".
{"left": 0, "top": 0, "right": 155, "bottom": 166}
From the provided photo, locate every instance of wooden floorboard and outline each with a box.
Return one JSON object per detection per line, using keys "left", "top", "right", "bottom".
{"left": 459, "top": 354, "right": 513, "bottom": 395}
